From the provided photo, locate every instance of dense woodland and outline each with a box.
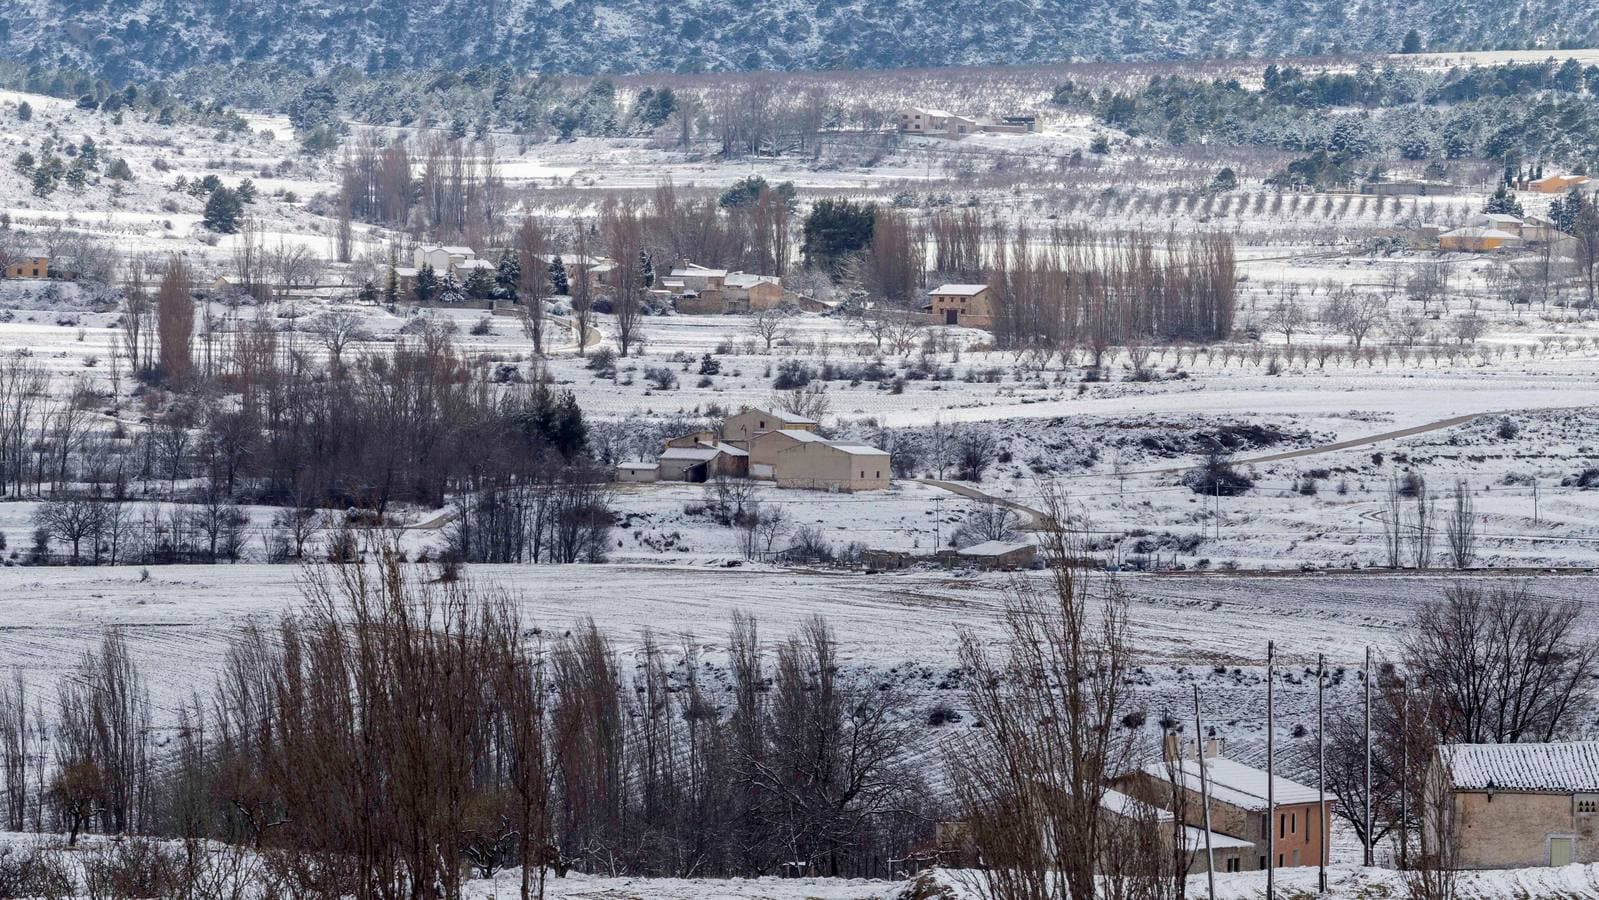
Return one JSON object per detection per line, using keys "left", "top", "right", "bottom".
{"left": 1061, "top": 60, "right": 1599, "bottom": 171}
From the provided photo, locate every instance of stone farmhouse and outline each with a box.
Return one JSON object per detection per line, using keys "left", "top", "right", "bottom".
{"left": 660, "top": 263, "right": 788, "bottom": 314}
{"left": 623, "top": 407, "right": 890, "bottom": 491}
{"left": 928, "top": 283, "right": 994, "bottom": 328}
{"left": 1425, "top": 741, "right": 1599, "bottom": 869}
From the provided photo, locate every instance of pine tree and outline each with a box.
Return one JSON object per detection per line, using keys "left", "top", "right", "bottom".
{"left": 548, "top": 256, "right": 569, "bottom": 295}
{"left": 384, "top": 268, "right": 400, "bottom": 306}
{"left": 640, "top": 249, "right": 654, "bottom": 288}
{"left": 1401, "top": 29, "right": 1423, "bottom": 53}
{"left": 495, "top": 250, "right": 520, "bottom": 299}
{"left": 1484, "top": 184, "right": 1524, "bottom": 217}
{"left": 202, "top": 187, "right": 243, "bottom": 233}
{"left": 357, "top": 279, "right": 380, "bottom": 304}
{"left": 237, "top": 179, "right": 257, "bottom": 203}
{"left": 16, "top": 101, "right": 30, "bottom": 122}
{"left": 414, "top": 264, "right": 438, "bottom": 303}
{"left": 463, "top": 267, "right": 497, "bottom": 299}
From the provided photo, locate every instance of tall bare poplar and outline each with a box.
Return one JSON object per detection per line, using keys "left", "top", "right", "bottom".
{"left": 156, "top": 255, "right": 195, "bottom": 384}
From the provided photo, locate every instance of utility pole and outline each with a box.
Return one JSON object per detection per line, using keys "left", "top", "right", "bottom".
{"left": 1214, "top": 481, "right": 1221, "bottom": 542}
{"left": 1364, "top": 645, "right": 1373, "bottom": 867}
{"left": 1533, "top": 480, "right": 1540, "bottom": 525}
{"left": 1400, "top": 686, "right": 1410, "bottom": 870}
{"left": 1267, "top": 640, "right": 1276, "bottom": 900}
{"left": 1318, "top": 652, "right": 1328, "bottom": 894}
{"left": 1194, "top": 684, "right": 1216, "bottom": 900}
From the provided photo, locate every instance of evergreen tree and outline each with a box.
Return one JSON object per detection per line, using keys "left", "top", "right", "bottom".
{"left": 800, "top": 198, "right": 876, "bottom": 274}
{"left": 357, "top": 279, "right": 380, "bottom": 304}
{"left": 384, "top": 268, "right": 400, "bottom": 306}
{"left": 548, "top": 256, "right": 570, "bottom": 295}
{"left": 15, "top": 101, "right": 30, "bottom": 122}
{"left": 65, "top": 157, "right": 90, "bottom": 193}
{"left": 495, "top": 250, "right": 520, "bottom": 299}
{"left": 1401, "top": 29, "right": 1423, "bottom": 53}
{"left": 463, "top": 267, "right": 497, "bottom": 299}
{"left": 203, "top": 187, "right": 243, "bottom": 233}
{"left": 1484, "top": 184, "right": 1524, "bottom": 217}
{"left": 13, "top": 151, "right": 34, "bottom": 176}
{"left": 77, "top": 137, "right": 98, "bottom": 167}
{"left": 640, "top": 249, "right": 654, "bottom": 288}
{"left": 105, "top": 158, "right": 133, "bottom": 180}
{"left": 237, "top": 178, "right": 257, "bottom": 203}
{"left": 414, "top": 264, "right": 439, "bottom": 303}
{"left": 438, "top": 273, "right": 465, "bottom": 304}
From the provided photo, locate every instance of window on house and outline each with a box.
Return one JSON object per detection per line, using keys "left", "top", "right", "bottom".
{"left": 1225, "top": 858, "right": 1240, "bottom": 873}
{"left": 1291, "top": 813, "right": 1297, "bottom": 834}
{"left": 1260, "top": 816, "right": 1268, "bottom": 838}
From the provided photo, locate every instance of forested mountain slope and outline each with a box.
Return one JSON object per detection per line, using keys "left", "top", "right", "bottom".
{"left": 0, "top": 0, "right": 1591, "bottom": 82}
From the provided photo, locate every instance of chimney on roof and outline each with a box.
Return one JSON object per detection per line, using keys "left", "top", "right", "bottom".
{"left": 1204, "top": 737, "right": 1225, "bottom": 759}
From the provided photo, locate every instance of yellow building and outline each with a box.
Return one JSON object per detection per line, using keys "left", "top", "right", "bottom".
{"left": 3, "top": 257, "right": 49, "bottom": 279}
{"left": 929, "top": 283, "right": 994, "bottom": 328}
{"left": 1438, "top": 226, "right": 1517, "bottom": 252}
{"left": 1528, "top": 174, "right": 1591, "bottom": 194}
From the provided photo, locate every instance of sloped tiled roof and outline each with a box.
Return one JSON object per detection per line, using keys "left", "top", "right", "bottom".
{"left": 1439, "top": 742, "right": 1599, "bottom": 793}
{"left": 1143, "top": 757, "right": 1321, "bottom": 811}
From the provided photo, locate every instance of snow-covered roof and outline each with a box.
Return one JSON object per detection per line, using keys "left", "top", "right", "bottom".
{"left": 933, "top": 283, "right": 990, "bottom": 296}
{"left": 441, "top": 245, "right": 474, "bottom": 255}
{"left": 1100, "top": 790, "right": 1254, "bottom": 852}
{"left": 904, "top": 106, "right": 955, "bottom": 118}
{"left": 1439, "top": 742, "right": 1599, "bottom": 793}
{"left": 392, "top": 266, "right": 419, "bottom": 277}
{"left": 1471, "top": 213, "right": 1522, "bottom": 225}
{"left": 1441, "top": 226, "right": 1518, "bottom": 241}
{"left": 958, "top": 540, "right": 1034, "bottom": 557}
{"left": 725, "top": 273, "right": 781, "bottom": 289}
{"left": 822, "top": 441, "right": 890, "bottom": 457}
{"left": 671, "top": 265, "right": 728, "bottom": 278}
{"left": 454, "top": 259, "right": 495, "bottom": 270}
{"left": 617, "top": 462, "right": 659, "bottom": 470}
{"left": 760, "top": 429, "right": 830, "bottom": 445}
{"left": 710, "top": 442, "right": 748, "bottom": 458}
{"left": 740, "top": 408, "right": 817, "bottom": 426}
{"left": 1143, "top": 757, "right": 1322, "bottom": 811}
{"left": 659, "top": 447, "right": 722, "bottom": 462}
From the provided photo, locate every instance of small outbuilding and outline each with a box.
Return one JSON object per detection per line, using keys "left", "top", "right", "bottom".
{"left": 953, "top": 540, "right": 1037, "bottom": 570}
{"left": 614, "top": 462, "right": 659, "bottom": 484}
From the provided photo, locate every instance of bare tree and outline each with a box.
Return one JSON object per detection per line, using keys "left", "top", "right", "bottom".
{"left": 312, "top": 308, "right": 372, "bottom": 373}
{"left": 1410, "top": 477, "right": 1435, "bottom": 570}
{"left": 601, "top": 201, "right": 647, "bottom": 357}
{"left": 517, "top": 216, "right": 551, "bottom": 356}
{"left": 1444, "top": 479, "right": 1476, "bottom": 569}
{"left": 747, "top": 306, "right": 793, "bottom": 353}
{"left": 949, "top": 487, "right": 1139, "bottom": 900}
{"left": 950, "top": 498, "right": 1022, "bottom": 548}
{"left": 770, "top": 385, "right": 831, "bottom": 422}
{"left": 1266, "top": 291, "right": 1308, "bottom": 346}
{"left": 1404, "top": 584, "right": 1599, "bottom": 743}
{"left": 156, "top": 255, "right": 195, "bottom": 385}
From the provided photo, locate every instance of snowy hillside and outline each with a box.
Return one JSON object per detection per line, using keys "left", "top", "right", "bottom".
{"left": 0, "top": 0, "right": 1592, "bottom": 82}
